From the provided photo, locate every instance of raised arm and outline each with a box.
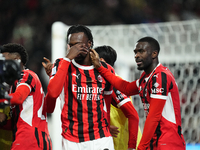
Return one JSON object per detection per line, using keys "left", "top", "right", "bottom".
{"left": 45, "top": 58, "right": 71, "bottom": 113}
{"left": 90, "top": 49, "right": 139, "bottom": 96}
{"left": 45, "top": 43, "right": 89, "bottom": 113}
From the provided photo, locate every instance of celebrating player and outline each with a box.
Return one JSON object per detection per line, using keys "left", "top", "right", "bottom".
{"left": 90, "top": 37, "right": 186, "bottom": 150}
{"left": 45, "top": 25, "right": 115, "bottom": 150}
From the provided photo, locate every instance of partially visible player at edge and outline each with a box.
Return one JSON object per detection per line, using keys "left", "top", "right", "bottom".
{"left": 90, "top": 37, "right": 186, "bottom": 150}
{"left": 94, "top": 45, "right": 141, "bottom": 150}
{"left": 1, "top": 43, "right": 52, "bottom": 150}
{"left": 44, "top": 25, "right": 115, "bottom": 150}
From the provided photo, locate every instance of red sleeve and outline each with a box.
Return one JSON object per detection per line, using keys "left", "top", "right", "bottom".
{"left": 9, "top": 85, "right": 30, "bottom": 105}
{"left": 137, "top": 98, "right": 166, "bottom": 150}
{"left": 120, "top": 101, "right": 139, "bottom": 149}
{"left": 97, "top": 65, "right": 139, "bottom": 96}
{"left": 45, "top": 59, "right": 71, "bottom": 113}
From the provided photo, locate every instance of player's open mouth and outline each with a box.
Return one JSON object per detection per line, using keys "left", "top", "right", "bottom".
{"left": 136, "top": 61, "right": 142, "bottom": 65}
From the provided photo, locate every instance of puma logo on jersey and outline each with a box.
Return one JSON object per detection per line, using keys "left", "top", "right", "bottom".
{"left": 72, "top": 73, "right": 80, "bottom": 79}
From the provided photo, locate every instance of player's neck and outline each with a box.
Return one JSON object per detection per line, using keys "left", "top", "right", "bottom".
{"left": 75, "top": 55, "right": 92, "bottom": 66}
{"left": 75, "top": 56, "right": 92, "bottom": 66}
{"left": 145, "top": 62, "right": 159, "bottom": 75}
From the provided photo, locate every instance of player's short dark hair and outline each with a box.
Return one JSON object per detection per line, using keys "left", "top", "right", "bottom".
{"left": 66, "top": 25, "right": 94, "bottom": 48}
{"left": 2, "top": 43, "right": 28, "bottom": 65}
{"left": 137, "top": 36, "right": 160, "bottom": 54}
{"left": 94, "top": 45, "right": 117, "bottom": 67}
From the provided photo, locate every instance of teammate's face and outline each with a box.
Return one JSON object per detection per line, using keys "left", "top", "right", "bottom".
{"left": 133, "top": 42, "right": 153, "bottom": 71}
{"left": 68, "top": 32, "right": 91, "bottom": 62}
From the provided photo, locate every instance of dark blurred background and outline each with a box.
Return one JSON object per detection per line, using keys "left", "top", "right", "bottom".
{"left": 0, "top": 0, "right": 200, "bottom": 91}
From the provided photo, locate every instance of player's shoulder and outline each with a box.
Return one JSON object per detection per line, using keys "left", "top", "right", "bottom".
{"left": 22, "top": 69, "right": 41, "bottom": 81}
{"left": 153, "top": 64, "right": 175, "bottom": 80}
{"left": 22, "top": 69, "right": 34, "bottom": 77}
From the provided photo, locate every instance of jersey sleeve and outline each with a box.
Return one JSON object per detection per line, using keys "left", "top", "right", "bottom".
{"left": 97, "top": 65, "right": 139, "bottom": 96}
{"left": 101, "top": 62, "right": 115, "bottom": 96}
{"left": 9, "top": 71, "right": 34, "bottom": 105}
{"left": 111, "top": 87, "right": 132, "bottom": 108}
{"left": 17, "top": 71, "right": 36, "bottom": 92}
{"left": 112, "top": 85, "right": 139, "bottom": 149}
{"left": 45, "top": 58, "right": 71, "bottom": 113}
{"left": 120, "top": 101, "right": 139, "bottom": 149}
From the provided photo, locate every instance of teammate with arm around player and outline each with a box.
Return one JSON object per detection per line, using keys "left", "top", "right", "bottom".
{"left": 90, "top": 37, "right": 186, "bottom": 150}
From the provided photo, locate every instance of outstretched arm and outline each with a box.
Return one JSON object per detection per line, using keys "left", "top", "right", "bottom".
{"left": 90, "top": 49, "right": 139, "bottom": 96}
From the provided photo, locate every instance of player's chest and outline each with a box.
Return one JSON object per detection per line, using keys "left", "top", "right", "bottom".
{"left": 138, "top": 79, "right": 151, "bottom": 104}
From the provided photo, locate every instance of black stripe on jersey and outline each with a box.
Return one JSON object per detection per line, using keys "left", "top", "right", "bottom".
{"left": 54, "top": 59, "right": 61, "bottom": 71}
{"left": 47, "top": 135, "right": 52, "bottom": 150}
{"left": 101, "top": 61, "right": 108, "bottom": 68}
{"left": 25, "top": 73, "right": 35, "bottom": 92}
{"left": 84, "top": 70, "right": 95, "bottom": 141}
{"left": 169, "top": 81, "right": 173, "bottom": 90}
{"left": 12, "top": 105, "right": 20, "bottom": 142}
{"left": 113, "top": 87, "right": 125, "bottom": 102}
{"left": 42, "top": 131, "right": 47, "bottom": 150}
{"left": 152, "top": 74, "right": 157, "bottom": 95}
{"left": 139, "top": 74, "right": 146, "bottom": 85}
{"left": 68, "top": 65, "right": 74, "bottom": 136}
{"left": 161, "top": 72, "right": 167, "bottom": 95}
{"left": 94, "top": 69, "right": 106, "bottom": 138}
{"left": 25, "top": 73, "right": 33, "bottom": 85}
{"left": 35, "top": 128, "right": 40, "bottom": 147}
{"left": 76, "top": 68, "right": 84, "bottom": 142}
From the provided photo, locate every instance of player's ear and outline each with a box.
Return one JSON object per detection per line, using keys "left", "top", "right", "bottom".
{"left": 88, "top": 40, "right": 92, "bottom": 48}
{"left": 152, "top": 50, "right": 158, "bottom": 59}
{"left": 100, "top": 58, "right": 106, "bottom": 63}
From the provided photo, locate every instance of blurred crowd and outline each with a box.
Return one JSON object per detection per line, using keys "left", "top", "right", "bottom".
{"left": 0, "top": 0, "right": 200, "bottom": 91}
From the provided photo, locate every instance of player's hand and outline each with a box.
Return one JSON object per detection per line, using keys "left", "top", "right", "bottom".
{"left": 0, "top": 112, "right": 6, "bottom": 124}
{"left": 42, "top": 57, "right": 53, "bottom": 77}
{"left": 110, "top": 125, "right": 119, "bottom": 138}
{"left": 66, "top": 43, "right": 89, "bottom": 60}
{"left": 89, "top": 49, "right": 101, "bottom": 68}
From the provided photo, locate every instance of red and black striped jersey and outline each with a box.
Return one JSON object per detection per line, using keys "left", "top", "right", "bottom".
{"left": 136, "top": 63, "right": 185, "bottom": 149}
{"left": 50, "top": 58, "right": 114, "bottom": 143}
{"left": 95, "top": 63, "right": 185, "bottom": 149}
{"left": 10, "top": 69, "right": 52, "bottom": 150}
{"left": 137, "top": 63, "right": 182, "bottom": 125}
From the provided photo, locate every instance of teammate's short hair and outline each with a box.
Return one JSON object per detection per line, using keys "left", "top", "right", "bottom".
{"left": 2, "top": 43, "right": 28, "bottom": 65}
{"left": 94, "top": 45, "right": 117, "bottom": 67}
{"left": 137, "top": 36, "right": 160, "bottom": 54}
{"left": 66, "top": 25, "right": 94, "bottom": 48}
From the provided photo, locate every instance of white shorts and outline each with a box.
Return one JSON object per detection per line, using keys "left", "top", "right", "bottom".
{"left": 62, "top": 136, "right": 115, "bottom": 150}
